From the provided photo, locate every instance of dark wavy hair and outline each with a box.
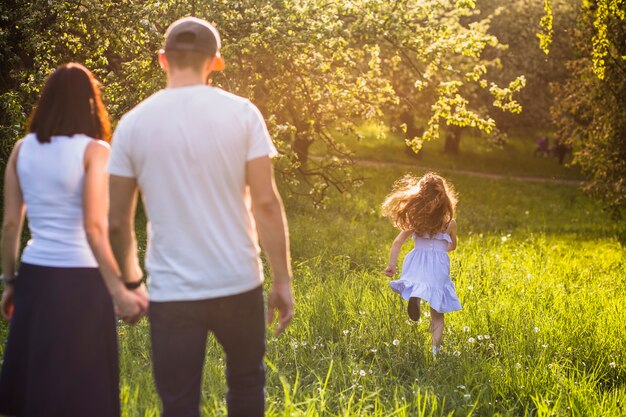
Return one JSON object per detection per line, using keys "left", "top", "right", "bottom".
{"left": 381, "top": 172, "right": 458, "bottom": 235}
{"left": 28, "top": 63, "right": 111, "bottom": 143}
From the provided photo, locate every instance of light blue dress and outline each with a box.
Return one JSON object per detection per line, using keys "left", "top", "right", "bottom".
{"left": 390, "top": 232, "right": 462, "bottom": 313}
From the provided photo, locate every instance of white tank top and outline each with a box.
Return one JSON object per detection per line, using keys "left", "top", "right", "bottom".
{"left": 17, "top": 133, "right": 98, "bottom": 267}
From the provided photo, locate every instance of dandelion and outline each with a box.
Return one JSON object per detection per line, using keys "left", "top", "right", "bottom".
{"left": 370, "top": 348, "right": 378, "bottom": 353}
{"left": 453, "top": 350, "right": 461, "bottom": 357}
{"left": 524, "top": 210, "right": 529, "bottom": 215}
{"left": 292, "top": 342, "right": 299, "bottom": 349}
{"left": 457, "top": 385, "right": 466, "bottom": 390}
{"left": 462, "top": 326, "right": 470, "bottom": 332}
{"left": 609, "top": 362, "right": 616, "bottom": 368}
{"left": 501, "top": 236, "right": 508, "bottom": 242}
{"left": 343, "top": 329, "right": 350, "bottom": 335}
{"left": 467, "top": 285, "right": 473, "bottom": 291}
{"left": 392, "top": 339, "right": 400, "bottom": 346}
{"left": 515, "top": 363, "right": 522, "bottom": 369}
{"left": 484, "top": 335, "right": 491, "bottom": 340}
{"left": 463, "top": 393, "right": 471, "bottom": 400}
{"left": 468, "top": 337, "right": 475, "bottom": 343}
{"left": 359, "top": 310, "right": 366, "bottom": 315}
{"left": 533, "top": 327, "right": 540, "bottom": 333}
{"left": 542, "top": 343, "right": 549, "bottom": 348}
{"left": 359, "top": 369, "right": 367, "bottom": 377}
{"left": 477, "top": 335, "right": 483, "bottom": 341}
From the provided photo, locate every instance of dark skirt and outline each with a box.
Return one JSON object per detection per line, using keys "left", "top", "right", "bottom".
{"left": 0, "top": 263, "right": 120, "bottom": 417}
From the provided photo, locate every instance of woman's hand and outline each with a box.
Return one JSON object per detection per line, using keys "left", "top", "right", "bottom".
{"left": 1, "top": 286, "right": 14, "bottom": 320}
{"left": 113, "top": 285, "right": 148, "bottom": 324}
{"left": 384, "top": 264, "right": 396, "bottom": 277}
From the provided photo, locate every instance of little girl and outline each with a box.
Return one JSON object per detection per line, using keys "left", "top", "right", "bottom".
{"left": 382, "top": 172, "right": 462, "bottom": 356}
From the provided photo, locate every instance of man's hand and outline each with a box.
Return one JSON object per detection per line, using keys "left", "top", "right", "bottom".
{"left": 114, "top": 285, "right": 149, "bottom": 324}
{"left": 1, "top": 286, "right": 14, "bottom": 320}
{"left": 266, "top": 281, "right": 294, "bottom": 336}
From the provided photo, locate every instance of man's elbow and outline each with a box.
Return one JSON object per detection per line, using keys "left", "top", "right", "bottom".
{"left": 108, "top": 216, "right": 130, "bottom": 239}
{"left": 252, "top": 195, "right": 282, "bottom": 218}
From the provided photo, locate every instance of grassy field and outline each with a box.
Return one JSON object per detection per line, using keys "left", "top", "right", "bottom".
{"left": 0, "top": 144, "right": 624, "bottom": 416}
{"left": 111, "top": 164, "right": 625, "bottom": 416}
{"left": 328, "top": 125, "right": 584, "bottom": 181}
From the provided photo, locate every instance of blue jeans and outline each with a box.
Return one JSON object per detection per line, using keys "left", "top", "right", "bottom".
{"left": 149, "top": 286, "right": 266, "bottom": 417}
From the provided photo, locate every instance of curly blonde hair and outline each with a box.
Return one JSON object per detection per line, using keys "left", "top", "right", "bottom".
{"left": 381, "top": 172, "right": 457, "bottom": 235}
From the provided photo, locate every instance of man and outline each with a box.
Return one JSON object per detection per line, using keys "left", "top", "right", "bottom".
{"left": 107, "top": 17, "right": 294, "bottom": 417}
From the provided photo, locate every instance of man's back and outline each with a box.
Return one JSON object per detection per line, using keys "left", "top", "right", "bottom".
{"left": 108, "top": 85, "right": 276, "bottom": 301}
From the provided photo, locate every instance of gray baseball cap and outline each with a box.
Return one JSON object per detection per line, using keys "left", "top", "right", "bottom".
{"left": 164, "top": 17, "right": 225, "bottom": 70}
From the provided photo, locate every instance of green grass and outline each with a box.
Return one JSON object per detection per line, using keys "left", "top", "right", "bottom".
{"left": 328, "top": 125, "right": 583, "bottom": 181}
{"left": 110, "top": 165, "right": 625, "bottom": 416}
{"left": 1, "top": 164, "right": 623, "bottom": 416}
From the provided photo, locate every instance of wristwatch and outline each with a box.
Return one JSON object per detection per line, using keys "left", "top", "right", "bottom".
{"left": 124, "top": 279, "right": 144, "bottom": 290}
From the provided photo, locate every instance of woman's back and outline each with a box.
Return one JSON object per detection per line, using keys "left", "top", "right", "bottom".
{"left": 17, "top": 133, "right": 97, "bottom": 267}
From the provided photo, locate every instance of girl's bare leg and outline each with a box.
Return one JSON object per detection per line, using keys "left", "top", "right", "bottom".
{"left": 430, "top": 307, "right": 445, "bottom": 352}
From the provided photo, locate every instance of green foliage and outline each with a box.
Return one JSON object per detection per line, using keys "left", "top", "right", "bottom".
{"left": 474, "top": 0, "right": 577, "bottom": 130}
{"left": 0, "top": 0, "right": 527, "bottom": 204}
{"left": 538, "top": 0, "right": 554, "bottom": 54}
{"left": 589, "top": 0, "right": 625, "bottom": 80}
{"left": 551, "top": 0, "right": 626, "bottom": 216}
{"left": 539, "top": 0, "right": 625, "bottom": 81}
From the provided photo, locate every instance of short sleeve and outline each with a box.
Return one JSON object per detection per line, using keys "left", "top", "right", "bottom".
{"left": 246, "top": 101, "right": 277, "bottom": 161}
{"left": 107, "top": 116, "right": 136, "bottom": 178}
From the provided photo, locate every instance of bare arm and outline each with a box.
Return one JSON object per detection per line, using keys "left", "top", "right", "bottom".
{"left": 1, "top": 141, "right": 25, "bottom": 281}
{"left": 84, "top": 142, "right": 147, "bottom": 322}
{"left": 446, "top": 219, "right": 458, "bottom": 252}
{"left": 108, "top": 175, "right": 143, "bottom": 284}
{"left": 1, "top": 141, "right": 25, "bottom": 319}
{"left": 384, "top": 229, "right": 413, "bottom": 277}
{"left": 246, "top": 156, "right": 293, "bottom": 335}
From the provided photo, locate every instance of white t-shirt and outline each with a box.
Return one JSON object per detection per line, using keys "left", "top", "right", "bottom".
{"left": 108, "top": 86, "right": 277, "bottom": 301}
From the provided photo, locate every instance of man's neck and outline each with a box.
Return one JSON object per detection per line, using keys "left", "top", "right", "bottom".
{"left": 166, "top": 70, "right": 210, "bottom": 89}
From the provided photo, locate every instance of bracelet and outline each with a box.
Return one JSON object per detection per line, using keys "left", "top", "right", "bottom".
{"left": 124, "top": 279, "right": 143, "bottom": 290}
{"left": 1, "top": 274, "right": 16, "bottom": 287}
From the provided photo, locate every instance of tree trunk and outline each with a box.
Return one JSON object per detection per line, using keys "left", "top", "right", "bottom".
{"left": 293, "top": 135, "right": 312, "bottom": 167}
{"left": 444, "top": 126, "right": 462, "bottom": 154}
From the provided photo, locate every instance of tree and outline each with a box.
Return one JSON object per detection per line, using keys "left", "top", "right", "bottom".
{"left": 473, "top": 0, "right": 577, "bottom": 131}
{"left": 0, "top": 0, "right": 525, "bottom": 203}
{"left": 551, "top": 0, "right": 626, "bottom": 216}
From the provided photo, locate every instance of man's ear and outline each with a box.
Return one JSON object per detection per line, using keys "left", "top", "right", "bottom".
{"left": 158, "top": 49, "right": 169, "bottom": 71}
{"left": 207, "top": 55, "right": 225, "bottom": 72}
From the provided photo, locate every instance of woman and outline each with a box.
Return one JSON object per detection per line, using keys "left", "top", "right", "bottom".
{"left": 0, "top": 63, "right": 148, "bottom": 417}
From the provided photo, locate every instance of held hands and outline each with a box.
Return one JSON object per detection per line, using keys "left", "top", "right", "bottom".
{"left": 266, "top": 280, "right": 294, "bottom": 336}
{"left": 384, "top": 264, "right": 396, "bottom": 277}
{"left": 113, "top": 284, "right": 148, "bottom": 325}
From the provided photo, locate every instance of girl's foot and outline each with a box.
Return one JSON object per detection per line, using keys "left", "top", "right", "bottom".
{"left": 408, "top": 297, "right": 420, "bottom": 321}
{"left": 432, "top": 345, "right": 441, "bottom": 357}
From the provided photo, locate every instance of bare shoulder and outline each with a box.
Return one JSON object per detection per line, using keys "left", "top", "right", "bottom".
{"left": 86, "top": 140, "right": 110, "bottom": 156}
{"left": 447, "top": 219, "right": 457, "bottom": 233}
{"left": 7, "top": 139, "right": 25, "bottom": 166}
{"left": 84, "top": 140, "right": 110, "bottom": 167}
